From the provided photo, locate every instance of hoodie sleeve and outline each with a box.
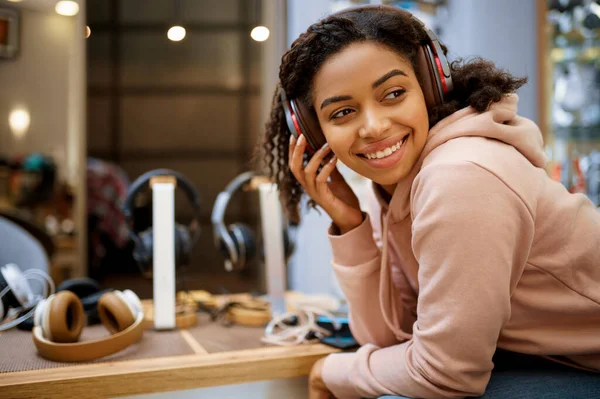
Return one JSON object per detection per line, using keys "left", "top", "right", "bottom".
{"left": 321, "top": 162, "right": 534, "bottom": 399}
{"left": 327, "top": 212, "right": 400, "bottom": 348}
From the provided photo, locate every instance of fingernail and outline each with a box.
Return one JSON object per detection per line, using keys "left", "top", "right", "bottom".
{"left": 320, "top": 143, "right": 330, "bottom": 152}
{"left": 297, "top": 134, "right": 305, "bottom": 144}
{"left": 329, "top": 155, "right": 337, "bottom": 164}
{"left": 289, "top": 136, "right": 296, "bottom": 146}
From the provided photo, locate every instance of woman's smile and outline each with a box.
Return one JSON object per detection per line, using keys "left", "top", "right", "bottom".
{"left": 356, "top": 132, "right": 411, "bottom": 169}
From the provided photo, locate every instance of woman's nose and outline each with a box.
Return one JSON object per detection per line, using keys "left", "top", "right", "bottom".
{"left": 358, "top": 108, "right": 392, "bottom": 139}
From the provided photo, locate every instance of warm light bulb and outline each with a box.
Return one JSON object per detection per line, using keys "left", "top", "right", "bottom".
{"left": 250, "top": 26, "right": 270, "bottom": 42}
{"left": 6, "top": 0, "right": 23, "bottom": 3}
{"left": 55, "top": 1, "right": 80, "bottom": 16}
{"left": 167, "top": 26, "right": 186, "bottom": 42}
{"left": 9, "top": 108, "right": 30, "bottom": 139}
{"left": 86, "top": 26, "right": 91, "bottom": 38}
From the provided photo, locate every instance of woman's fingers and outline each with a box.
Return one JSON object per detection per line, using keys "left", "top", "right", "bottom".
{"left": 315, "top": 155, "right": 337, "bottom": 195}
{"left": 288, "top": 135, "right": 296, "bottom": 163}
{"left": 289, "top": 134, "right": 307, "bottom": 186}
{"left": 304, "top": 142, "right": 331, "bottom": 194}
{"left": 328, "top": 164, "right": 345, "bottom": 182}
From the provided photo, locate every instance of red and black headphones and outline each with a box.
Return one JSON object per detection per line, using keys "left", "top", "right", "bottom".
{"left": 279, "top": 5, "right": 454, "bottom": 153}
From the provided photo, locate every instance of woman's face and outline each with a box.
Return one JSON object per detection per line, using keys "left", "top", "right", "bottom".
{"left": 312, "top": 41, "right": 429, "bottom": 191}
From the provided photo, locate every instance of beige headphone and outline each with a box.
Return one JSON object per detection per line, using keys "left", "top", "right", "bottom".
{"left": 32, "top": 289, "right": 145, "bottom": 362}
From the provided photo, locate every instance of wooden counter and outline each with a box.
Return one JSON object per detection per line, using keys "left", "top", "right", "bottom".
{"left": 0, "top": 312, "right": 340, "bottom": 399}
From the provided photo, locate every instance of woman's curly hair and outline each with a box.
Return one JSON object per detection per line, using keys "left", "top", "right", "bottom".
{"left": 259, "top": 6, "right": 527, "bottom": 223}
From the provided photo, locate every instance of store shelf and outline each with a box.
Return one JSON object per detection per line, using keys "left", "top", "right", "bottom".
{"left": 551, "top": 45, "right": 600, "bottom": 64}
{"left": 553, "top": 125, "right": 600, "bottom": 142}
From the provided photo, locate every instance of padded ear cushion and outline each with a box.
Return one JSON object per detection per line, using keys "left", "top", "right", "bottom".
{"left": 97, "top": 291, "right": 136, "bottom": 334}
{"left": 175, "top": 224, "right": 191, "bottom": 266}
{"left": 81, "top": 288, "right": 113, "bottom": 325}
{"left": 136, "top": 226, "right": 193, "bottom": 268}
{"left": 229, "top": 223, "right": 257, "bottom": 268}
{"left": 133, "top": 228, "right": 154, "bottom": 267}
{"left": 80, "top": 289, "right": 112, "bottom": 311}
{"left": 57, "top": 277, "right": 101, "bottom": 299}
{"left": 416, "top": 45, "right": 441, "bottom": 110}
{"left": 47, "top": 291, "right": 85, "bottom": 343}
{"left": 283, "top": 229, "right": 295, "bottom": 259}
{"left": 257, "top": 229, "right": 294, "bottom": 261}
{"left": 292, "top": 98, "right": 327, "bottom": 151}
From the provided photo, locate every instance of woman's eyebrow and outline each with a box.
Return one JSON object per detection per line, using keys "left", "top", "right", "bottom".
{"left": 319, "top": 69, "right": 407, "bottom": 111}
{"left": 372, "top": 69, "right": 407, "bottom": 89}
{"left": 320, "top": 95, "right": 352, "bottom": 110}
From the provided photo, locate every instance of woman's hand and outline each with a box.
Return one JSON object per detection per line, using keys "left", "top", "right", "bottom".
{"left": 289, "top": 135, "right": 363, "bottom": 234}
{"left": 309, "top": 357, "right": 334, "bottom": 399}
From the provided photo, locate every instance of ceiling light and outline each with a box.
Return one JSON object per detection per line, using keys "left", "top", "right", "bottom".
{"left": 250, "top": 26, "right": 270, "bottom": 42}
{"left": 6, "top": 0, "right": 23, "bottom": 3}
{"left": 167, "top": 25, "right": 186, "bottom": 42}
{"left": 55, "top": 1, "right": 80, "bottom": 17}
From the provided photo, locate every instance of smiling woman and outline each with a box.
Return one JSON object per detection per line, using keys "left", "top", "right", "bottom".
{"left": 259, "top": 4, "right": 600, "bottom": 399}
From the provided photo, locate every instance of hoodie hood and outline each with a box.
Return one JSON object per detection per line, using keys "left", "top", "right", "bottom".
{"left": 422, "top": 94, "right": 548, "bottom": 169}
{"left": 376, "top": 94, "right": 549, "bottom": 220}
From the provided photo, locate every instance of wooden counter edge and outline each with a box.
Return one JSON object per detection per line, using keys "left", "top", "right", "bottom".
{"left": 0, "top": 344, "right": 341, "bottom": 399}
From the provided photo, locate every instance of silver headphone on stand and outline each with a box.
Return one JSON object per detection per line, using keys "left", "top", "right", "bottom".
{"left": 211, "top": 172, "right": 295, "bottom": 272}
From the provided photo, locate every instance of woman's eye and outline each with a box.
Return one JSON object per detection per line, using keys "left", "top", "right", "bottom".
{"left": 383, "top": 89, "right": 406, "bottom": 100}
{"left": 331, "top": 108, "right": 354, "bottom": 119}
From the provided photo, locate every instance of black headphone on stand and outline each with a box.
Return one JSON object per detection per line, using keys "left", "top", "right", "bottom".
{"left": 122, "top": 169, "right": 202, "bottom": 275}
{"left": 211, "top": 171, "right": 294, "bottom": 272}
{"left": 279, "top": 5, "right": 454, "bottom": 153}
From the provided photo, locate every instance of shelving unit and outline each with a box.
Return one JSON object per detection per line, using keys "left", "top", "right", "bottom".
{"left": 539, "top": 0, "right": 600, "bottom": 205}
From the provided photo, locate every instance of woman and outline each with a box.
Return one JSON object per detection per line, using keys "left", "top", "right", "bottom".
{"left": 261, "top": 5, "right": 600, "bottom": 399}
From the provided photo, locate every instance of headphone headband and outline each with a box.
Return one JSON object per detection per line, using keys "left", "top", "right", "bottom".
{"left": 32, "top": 313, "right": 145, "bottom": 363}
{"left": 123, "top": 168, "right": 202, "bottom": 248}
{"left": 211, "top": 171, "right": 256, "bottom": 234}
{"left": 123, "top": 168, "right": 201, "bottom": 219}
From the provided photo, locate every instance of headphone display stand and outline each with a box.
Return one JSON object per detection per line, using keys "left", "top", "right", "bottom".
{"left": 150, "top": 176, "right": 176, "bottom": 330}
{"left": 257, "top": 181, "right": 287, "bottom": 317}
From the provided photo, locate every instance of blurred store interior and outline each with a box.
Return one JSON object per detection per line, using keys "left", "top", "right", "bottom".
{"left": 0, "top": 0, "right": 598, "bottom": 303}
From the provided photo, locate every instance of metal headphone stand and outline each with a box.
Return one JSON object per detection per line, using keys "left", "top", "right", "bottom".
{"left": 256, "top": 180, "right": 287, "bottom": 317}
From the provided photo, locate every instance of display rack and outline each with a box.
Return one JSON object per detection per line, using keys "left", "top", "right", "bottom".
{"left": 539, "top": 0, "right": 600, "bottom": 205}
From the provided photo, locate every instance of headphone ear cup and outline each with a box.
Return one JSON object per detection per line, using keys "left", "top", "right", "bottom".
{"left": 57, "top": 277, "right": 101, "bottom": 298}
{"left": 97, "top": 291, "right": 136, "bottom": 334}
{"left": 416, "top": 45, "right": 442, "bottom": 109}
{"left": 175, "top": 224, "right": 191, "bottom": 267}
{"left": 283, "top": 229, "right": 295, "bottom": 259}
{"left": 81, "top": 288, "right": 113, "bottom": 325}
{"left": 257, "top": 229, "right": 295, "bottom": 261}
{"left": 291, "top": 98, "right": 327, "bottom": 151}
{"left": 134, "top": 228, "right": 154, "bottom": 270}
{"left": 228, "top": 223, "right": 256, "bottom": 269}
{"left": 46, "top": 291, "right": 85, "bottom": 343}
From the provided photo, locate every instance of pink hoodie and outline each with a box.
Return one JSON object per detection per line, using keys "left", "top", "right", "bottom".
{"left": 321, "top": 94, "right": 600, "bottom": 399}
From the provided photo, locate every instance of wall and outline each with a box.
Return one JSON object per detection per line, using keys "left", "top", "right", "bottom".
{"left": 285, "top": 0, "right": 340, "bottom": 297}
{"left": 441, "top": 0, "right": 538, "bottom": 123}
{"left": 0, "top": 3, "right": 88, "bottom": 277}
{"left": 0, "top": 7, "right": 76, "bottom": 181}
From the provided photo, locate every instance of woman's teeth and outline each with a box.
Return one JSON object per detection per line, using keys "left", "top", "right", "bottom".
{"left": 365, "top": 136, "right": 407, "bottom": 160}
